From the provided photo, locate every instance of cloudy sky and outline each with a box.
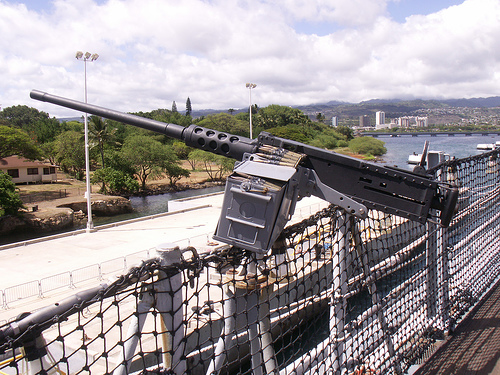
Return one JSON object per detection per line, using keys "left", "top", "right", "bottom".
{"left": 1, "top": 0, "right": 499, "bottom": 117}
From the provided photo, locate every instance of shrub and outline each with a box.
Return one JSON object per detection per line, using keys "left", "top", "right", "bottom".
{"left": 348, "top": 137, "right": 387, "bottom": 156}
{"left": 0, "top": 172, "right": 24, "bottom": 216}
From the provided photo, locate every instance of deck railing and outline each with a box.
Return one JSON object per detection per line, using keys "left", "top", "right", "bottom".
{"left": 0, "top": 149, "right": 498, "bottom": 375}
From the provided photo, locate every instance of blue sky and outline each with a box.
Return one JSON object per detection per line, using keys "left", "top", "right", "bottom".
{"left": 1, "top": 0, "right": 498, "bottom": 117}
{"left": 387, "top": 0, "right": 464, "bottom": 22}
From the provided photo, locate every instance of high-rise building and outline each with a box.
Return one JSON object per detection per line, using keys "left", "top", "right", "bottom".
{"left": 375, "top": 111, "right": 385, "bottom": 126}
{"left": 331, "top": 116, "right": 338, "bottom": 127}
{"left": 399, "top": 116, "right": 411, "bottom": 128}
{"left": 415, "top": 116, "right": 428, "bottom": 127}
{"left": 359, "top": 115, "right": 370, "bottom": 127}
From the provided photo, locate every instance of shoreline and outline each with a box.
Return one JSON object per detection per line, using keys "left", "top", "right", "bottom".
{"left": 2, "top": 179, "right": 225, "bottom": 239}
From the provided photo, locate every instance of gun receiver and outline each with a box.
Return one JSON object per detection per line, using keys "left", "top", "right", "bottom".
{"left": 31, "top": 90, "right": 458, "bottom": 252}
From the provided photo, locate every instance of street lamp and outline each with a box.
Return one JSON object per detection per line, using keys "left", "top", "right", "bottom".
{"left": 246, "top": 83, "right": 257, "bottom": 138}
{"left": 76, "top": 51, "right": 99, "bottom": 233}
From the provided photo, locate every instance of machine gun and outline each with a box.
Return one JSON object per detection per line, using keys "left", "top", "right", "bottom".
{"left": 30, "top": 90, "right": 458, "bottom": 254}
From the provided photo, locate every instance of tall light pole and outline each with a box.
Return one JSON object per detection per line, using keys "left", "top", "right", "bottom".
{"left": 76, "top": 51, "right": 99, "bottom": 233}
{"left": 246, "top": 83, "right": 257, "bottom": 139}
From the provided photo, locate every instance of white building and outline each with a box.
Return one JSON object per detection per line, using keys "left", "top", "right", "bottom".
{"left": 375, "top": 111, "right": 385, "bottom": 126}
{"left": 331, "top": 116, "right": 338, "bottom": 127}
{"left": 399, "top": 116, "right": 411, "bottom": 128}
{"left": 0, "top": 155, "right": 58, "bottom": 184}
{"left": 415, "top": 116, "right": 428, "bottom": 127}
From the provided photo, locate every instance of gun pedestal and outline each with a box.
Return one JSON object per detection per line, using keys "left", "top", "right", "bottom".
{"left": 208, "top": 253, "right": 277, "bottom": 375}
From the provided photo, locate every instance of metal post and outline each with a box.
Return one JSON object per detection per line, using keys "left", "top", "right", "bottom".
{"left": 351, "top": 216, "right": 401, "bottom": 374}
{"left": 258, "top": 282, "right": 277, "bottom": 374}
{"left": 426, "top": 220, "right": 438, "bottom": 319}
{"left": 113, "top": 289, "right": 155, "bottom": 375}
{"left": 83, "top": 62, "right": 93, "bottom": 233}
{"left": 329, "top": 212, "right": 349, "bottom": 373}
{"left": 208, "top": 253, "right": 277, "bottom": 375}
{"left": 24, "top": 335, "right": 64, "bottom": 375}
{"left": 76, "top": 51, "right": 98, "bottom": 233}
{"left": 437, "top": 168, "right": 450, "bottom": 333}
{"left": 206, "top": 283, "right": 237, "bottom": 375}
{"left": 156, "top": 244, "right": 187, "bottom": 375}
{"left": 246, "top": 83, "right": 257, "bottom": 139}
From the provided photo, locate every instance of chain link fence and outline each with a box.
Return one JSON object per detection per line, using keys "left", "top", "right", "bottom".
{"left": 0, "top": 150, "right": 498, "bottom": 374}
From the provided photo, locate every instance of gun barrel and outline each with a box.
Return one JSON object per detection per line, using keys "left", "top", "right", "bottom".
{"left": 30, "top": 90, "right": 256, "bottom": 161}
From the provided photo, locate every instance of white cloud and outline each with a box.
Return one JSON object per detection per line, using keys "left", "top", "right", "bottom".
{"left": 1, "top": 0, "right": 500, "bottom": 117}
{"left": 277, "top": 0, "right": 389, "bottom": 27}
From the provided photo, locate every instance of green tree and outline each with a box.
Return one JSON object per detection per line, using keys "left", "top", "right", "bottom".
{"left": 254, "top": 104, "right": 311, "bottom": 130}
{"left": 348, "top": 137, "right": 387, "bottom": 156}
{"left": 103, "top": 149, "right": 136, "bottom": 176}
{"left": 335, "top": 126, "right": 354, "bottom": 141}
{"left": 196, "top": 113, "right": 250, "bottom": 137}
{"left": 121, "top": 135, "right": 187, "bottom": 190}
{"left": 309, "top": 128, "right": 344, "bottom": 149}
{"left": 0, "top": 105, "right": 61, "bottom": 143}
{"left": 172, "top": 101, "right": 178, "bottom": 113}
{"left": 54, "top": 130, "right": 85, "bottom": 180}
{"left": 0, "top": 172, "right": 24, "bottom": 216}
{"left": 316, "top": 112, "right": 326, "bottom": 124}
{"left": 188, "top": 149, "right": 233, "bottom": 181}
{"left": 40, "top": 141, "right": 57, "bottom": 165}
{"left": 0, "top": 125, "right": 42, "bottom": 159}
{"left": 171, "top": 141, "right": 192, "bottom": 160}
{"left": 148, "top": 108, "right": 193, "bottom": 127}
{"left": 162, "top": 162, "right": 190, "bottom": 187}
{"left": 88, "top": 116, "right": 117, "bottom": 168}
{"left": 186, "top": 97, "right": 192, "bottom": 117}
{"left": 266, "top": 124, "right": 310, "bottom": 143}
{"left": 91, "top": 167, "right": 139, "bottom": 195}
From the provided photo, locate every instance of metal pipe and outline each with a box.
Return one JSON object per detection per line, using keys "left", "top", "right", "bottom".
{"left": 206, "top": 284, "right": 236, "bottom": 375}
{"left": 113, "top": 290, "right": 154, "bottom": 375}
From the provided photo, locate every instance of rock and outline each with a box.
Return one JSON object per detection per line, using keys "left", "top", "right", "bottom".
{"left": 57, "top": 195, "right": 132, "bottom": 216}
{"left": 0, "top": 195, "right": 132, "bottom": 236}
{"left": 91, "top": 196, "right": 133, "bottom": 216}
{"left": 0, "top": 207, "right": 74, "bottom": 235}
{"left": 0, "top": 215, "right": 26, "bottom": 235}
{"left": 23, "top": 208, "right": 74, "bottom": 232}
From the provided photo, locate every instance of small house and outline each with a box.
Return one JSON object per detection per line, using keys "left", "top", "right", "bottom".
{"left": 0, "top": 155, "right": 58, "bottom": 184}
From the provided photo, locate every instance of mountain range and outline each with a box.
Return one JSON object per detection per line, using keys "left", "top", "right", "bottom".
{"left": 57, "top": 96, "right": 500, "bottom": 122}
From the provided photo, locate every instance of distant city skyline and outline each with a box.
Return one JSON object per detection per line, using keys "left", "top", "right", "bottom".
{"left": 1, "top": 0, "right": 499, "bottom": 117}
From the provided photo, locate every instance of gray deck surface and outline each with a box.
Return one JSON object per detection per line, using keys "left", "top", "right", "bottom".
{"left": 414, "top": 280, "right": 500, "bottom": 375}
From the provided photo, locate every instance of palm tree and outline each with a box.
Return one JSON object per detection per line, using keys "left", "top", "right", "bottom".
{"left": 88, "top": 115, "right": 116, "bottom": 168}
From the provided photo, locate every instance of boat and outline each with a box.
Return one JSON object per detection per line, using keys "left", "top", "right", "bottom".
{"left": 408, "top": 152, "right": 422, "bottom": 165}
{"left": 408, "top": 150, "right": 450, "bottom": 167}
{"left": 477, "top": 141, "right": 500, "bottom": 150}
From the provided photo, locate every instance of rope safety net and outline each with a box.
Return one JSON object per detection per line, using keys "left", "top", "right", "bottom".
{"left": 0, "top": 149, "right": 498, "bottom": 375}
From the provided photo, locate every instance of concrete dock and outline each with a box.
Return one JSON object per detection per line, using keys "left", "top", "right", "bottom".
{"left": 0, "top": 192, "right": 326, "bottom": 322}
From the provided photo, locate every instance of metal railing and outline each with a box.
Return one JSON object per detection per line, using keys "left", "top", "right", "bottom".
{"left": 1, "top": 249, "right": 151, "bottom": 310}
{"left": 0, "top": 150, "right": 498, "bottom": 375}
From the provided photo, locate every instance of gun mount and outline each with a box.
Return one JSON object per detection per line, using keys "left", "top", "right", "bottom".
{"left": 31, "top": 90, "right": 458, "bottom": 253}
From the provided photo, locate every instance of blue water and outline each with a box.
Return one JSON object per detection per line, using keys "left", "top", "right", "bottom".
{"left": 378, "top": 134, "right": 497, "bottom": 170}
{"left": 97, "top": 185, "right": 224, "bottom": 224}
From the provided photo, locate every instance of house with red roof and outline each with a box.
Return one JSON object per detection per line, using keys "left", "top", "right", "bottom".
{"left": 0, "top": 155, "right": 58, "bottom": 184}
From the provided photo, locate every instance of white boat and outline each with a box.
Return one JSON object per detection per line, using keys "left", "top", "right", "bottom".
{"left": 408, "top": 153, "right": 422, "bottom": 165}
{"left": 408, "top": 150, "right": 449, "bottom": 167}
{"left": 477, "top": 141, "right": 500, "bottom": 150}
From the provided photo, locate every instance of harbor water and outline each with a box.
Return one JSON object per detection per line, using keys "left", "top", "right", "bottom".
{"left": 379, "top": 133, "right": 495, "bottom": 170}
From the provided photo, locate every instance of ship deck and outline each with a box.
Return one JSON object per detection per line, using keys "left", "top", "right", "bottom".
{"left": 412, "top": 278, "right": 500, "bottom": 375}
